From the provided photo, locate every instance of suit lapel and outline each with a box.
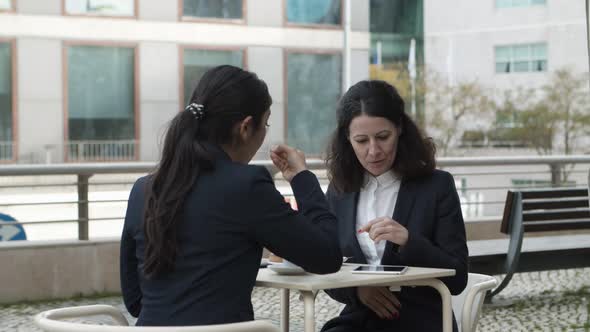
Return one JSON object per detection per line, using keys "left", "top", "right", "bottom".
{"left": 381, "top": 179, "right": 417, "bottom": 264}
{"left": 392, "top": 179, "right": 416, "bottom": 228}
{"left": 338, "top": 191, "right": 367, "bottom": 265}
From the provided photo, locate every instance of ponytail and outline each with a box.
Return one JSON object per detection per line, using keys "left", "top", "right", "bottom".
{"left": 143, "top": 110, "right": 213, "bottom": 278}
{"left": 142, "top": 65, "right": 271, "bottom": 278}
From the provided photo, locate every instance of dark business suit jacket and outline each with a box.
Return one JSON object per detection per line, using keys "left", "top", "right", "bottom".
{"left": 322, "top": 169, "right": 468, "bottom": 332}
{"left": 120, "top": 146, "right": 342, "bottom": 326}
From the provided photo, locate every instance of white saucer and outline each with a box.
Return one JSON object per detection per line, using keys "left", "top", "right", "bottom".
{"left": 268, "top": 263, "right": 306, "bottom": 275}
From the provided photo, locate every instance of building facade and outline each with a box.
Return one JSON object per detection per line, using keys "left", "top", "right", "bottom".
{"left": 0, "top": 0, "right": 370, "bottom": 163}
{"left": 423, "top": 0, "right": 589, "bottom": 153}
{"left": 425, "top": 0, "right": 587, "bottom": 89}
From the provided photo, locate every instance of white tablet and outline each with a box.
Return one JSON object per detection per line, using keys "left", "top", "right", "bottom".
{"left": 352, "top": 265, "right": 408, "bottom": 275}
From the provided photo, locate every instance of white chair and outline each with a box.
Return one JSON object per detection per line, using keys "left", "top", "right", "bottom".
{"left": 451, "top": 273, "right": 497, "bottom": 332}
{"left": 34, "top": 304, "right": 279, "bottom": 332}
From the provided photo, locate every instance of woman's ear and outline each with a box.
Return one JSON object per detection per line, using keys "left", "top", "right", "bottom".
{"left": 238, "top": 116, "right": 254, "bottom": 142}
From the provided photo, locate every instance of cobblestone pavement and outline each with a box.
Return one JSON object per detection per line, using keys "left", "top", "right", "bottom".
{"left": 2, "top": 268, "right": 589, "bottom": 332}
{"left": 478, "top": 268, "right": 590, "bottom": 332}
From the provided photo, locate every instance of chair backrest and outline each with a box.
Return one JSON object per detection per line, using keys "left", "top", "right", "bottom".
{"left": 452, "top": 273, "right": 497, "bottom": 332}
{"left": 34, "top": 305, "right": 280, "bottom": 332}
{"left": 500, "top": 188, "right": 590, "bottom": 234}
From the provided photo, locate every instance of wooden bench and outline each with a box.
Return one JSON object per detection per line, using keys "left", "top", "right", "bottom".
{"left": 468, "top": 187, "right": 590, "bottom": 300}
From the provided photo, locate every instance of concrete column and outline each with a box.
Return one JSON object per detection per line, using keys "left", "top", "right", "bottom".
{"left": 247, "top": 0, "right": 283, "bottom": 27}
{"left": 347, "top": 0, "right": 370, "bottom": 87}
{"left": 247, "top": 46, "right": 285, "bottom": 155}
{"left": 350, "top": 49, "right": 370, "bottom": 85}
{"left": 139, "top": 0, "right": 178, "bottom": 21}
{"left": 138, "top": 42, "right": 179, "bottom": 161}
{"left": 17, "top": 38, "right": 63, "bottom": 163}
{"left": 351, "top": 0, "right": 370, "bottom": 32}
{"left": 17, "top": 0, "right": 61, "bottom": 15}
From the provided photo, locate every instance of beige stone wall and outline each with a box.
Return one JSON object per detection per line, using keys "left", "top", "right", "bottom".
{"left": 0, "top": 238, "right": 120, "bottom": 304}
{"left": 3, "top": 221, "right": 586, "bottom": 304}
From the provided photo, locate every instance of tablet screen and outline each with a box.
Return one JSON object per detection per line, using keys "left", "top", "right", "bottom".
{"left": 353, "top": 265, "right": 408, "bottom": 274}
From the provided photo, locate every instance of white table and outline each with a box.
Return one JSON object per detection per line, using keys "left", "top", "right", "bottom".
{"left": 256, "top": 265, "right": 455, "bottom": 332}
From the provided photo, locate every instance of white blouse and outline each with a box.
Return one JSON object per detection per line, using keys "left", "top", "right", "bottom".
{"left": 355, "top": 171, "right": 401, "bottom": 265}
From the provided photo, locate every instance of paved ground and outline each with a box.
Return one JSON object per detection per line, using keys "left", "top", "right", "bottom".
{"left": 2, "top": 268, "right": 589, "bottom": 332}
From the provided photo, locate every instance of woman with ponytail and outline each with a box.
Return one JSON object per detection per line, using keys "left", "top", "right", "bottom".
{"left": 120, "top": 65, "right": 342, "bottom": 326}
{"left": 321, "top": 80, "right": 468, "bottom": 332}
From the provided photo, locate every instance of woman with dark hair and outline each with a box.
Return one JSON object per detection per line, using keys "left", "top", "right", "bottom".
{"left": 321, "top": 80, "right": 468, "bottom": 332}
{"left": 120, "top": 65, "right": 342, "bottom": 326}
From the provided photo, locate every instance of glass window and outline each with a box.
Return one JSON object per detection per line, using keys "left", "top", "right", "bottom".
{"left": 183, "top": 0, "right": 243, "bottom": 19}
{"left": 512, "top": 45, "right": 529, "bottom": 60}
{"left": 495, "top": 43, "right": 547, "bottom": 73}
{"left": 496, "top": 0, "right": 545, "bottom": 8}
{"left": 513, "top": 61, "right": 529, "bottom": 72}
{"left": 0, "top": 0, "right": 12, "bottom": 10}
{"left": 65, "top": 0, "right": 135, "bottom": 16}
{"left": 67, "top": 45, "right": 136, "bottom": 160}
{"left": 533, "top": 60, "right": 547, "bottom": 71}
{"left": 495, "top": 62, "right": 510, "bottom": 73}
{"left": 531, "top": 43, "right": 546, "bottom": 59}
{"left": 495, "top": 0, "right": 512, "bottom": 7}
{"left": 369, "top": 0, "right": 425, "bottom": 125}
{"left": 287, "top": 53, "right": 342, "bottom": 154}
{"left": 0, "top": 42, "right": 13, "bottom": 161}
{"left": 495, "top": 46, "right": 511, "bottom": 62}
{"left": 370, "top": 0, "right": 424, "bottom": 64}
{"left": 287, "top": 0, "right": 341, "bottom": 25}
{"left": 182, "top": 49, "right": 243, "bottom": 106}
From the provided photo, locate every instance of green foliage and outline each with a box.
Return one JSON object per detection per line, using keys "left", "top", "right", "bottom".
{"left": 424, "top": 73, "right": 493, "bottom": 155}
{"left": 461, "top": 130, "right": 485, "bottom": 144}
{"left": 491, "top": 68, "right": 590, "bottom": 155}
{"left": 541, "top": 68, "right": 590, "bottom": 154}
{"left": 374, "top": 65, "right": 589, "bottom": 156}
{"left": 491, "top": 87, "right": 558, "bottom": 153}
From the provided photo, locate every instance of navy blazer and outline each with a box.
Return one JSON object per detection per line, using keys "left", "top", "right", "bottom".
{"left": 322, "top": 169, "right": 468, "bottom": 332}
{"left": 120, "top": 146, "right": 342, "bottom": 326}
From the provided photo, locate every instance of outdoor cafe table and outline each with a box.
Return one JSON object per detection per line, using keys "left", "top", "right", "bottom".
{"left": 256, "top": 265, "right": 456, "bottom": 332}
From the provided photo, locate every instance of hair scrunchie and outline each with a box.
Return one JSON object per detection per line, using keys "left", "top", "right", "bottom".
{"left": 185, "top": 103, "right": 206, "bottom": 121}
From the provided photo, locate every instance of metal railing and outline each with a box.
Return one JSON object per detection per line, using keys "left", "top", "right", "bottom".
{"left": 0, "top": 155, "right": 588, "bottom": 241}
{"left": 459, "top": 140, "right": 530, "bottom": 148}
{"left": 66, "top": 140, "right": 137, "bottom": 162}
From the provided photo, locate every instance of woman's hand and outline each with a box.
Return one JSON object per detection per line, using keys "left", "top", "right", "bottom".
{"left": 356, "top": 286, "right": 400, "bottom": 319}
{"left": 359, "top": 217, "right": 409, "bottom": 247}
{"left": 270, "top": 144, "right": 307, "bottom": 182}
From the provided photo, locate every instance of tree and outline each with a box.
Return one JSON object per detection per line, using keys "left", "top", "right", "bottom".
{"left": 541, "top": 68, "right": 590, "bottom": 155}
{"left": 371, "top": 65, "right": 494, "bottom": 156}
{"left": 491, "top": 87, "right": 558, "bottom": 154}
{"left": 492, "top": 68, "right": 590, "bottom": 184}
{"left": 541, "top": 68, "right": 590, "bottom": 184}
{"left": 495, "top": 68, "right": 590, "bottom": 155}
{"left": 424, "top": 75, "right": 493, "bottom": 156}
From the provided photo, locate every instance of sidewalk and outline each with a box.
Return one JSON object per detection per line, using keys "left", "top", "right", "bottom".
{"left": 2, "top": 268, "right": 589, "bottom": 332}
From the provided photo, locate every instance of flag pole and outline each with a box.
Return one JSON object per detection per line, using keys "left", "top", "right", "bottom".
{"left": 408, "top": 38, "right": 417, "bottom": 118}
{"left": 343, "top": 0, "right": 352, "bottom": 91}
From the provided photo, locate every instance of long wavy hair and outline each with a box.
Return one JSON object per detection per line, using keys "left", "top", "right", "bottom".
{"left": 142, "top": 65, "right": 272, "bottom": 278}
{"left": 326, "top": 80, "right": 435, "bottom": 193}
